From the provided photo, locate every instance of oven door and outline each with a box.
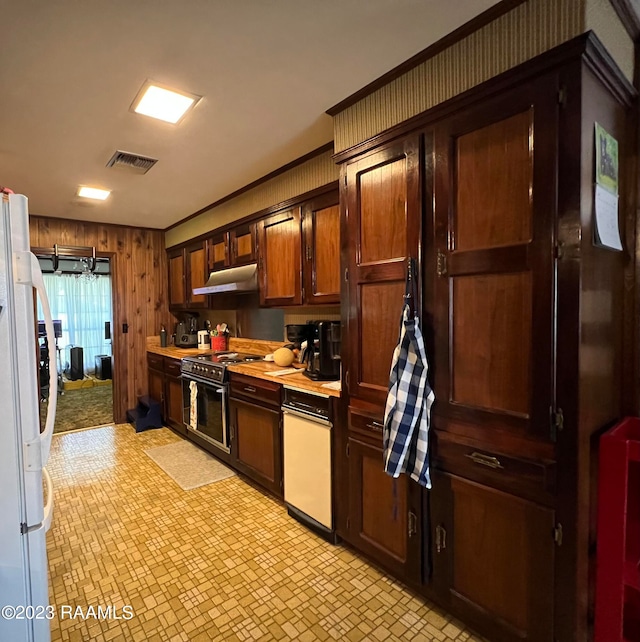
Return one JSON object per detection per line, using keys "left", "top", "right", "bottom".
{"left": 182, "top": 375, "right": 229, "bottom": 453}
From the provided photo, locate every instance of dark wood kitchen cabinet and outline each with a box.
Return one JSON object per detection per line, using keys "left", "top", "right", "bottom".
{"left": 257, "top": 208, "right": 303, "bottom": 307}
{"left": 429, "top": 472, "right": 555, "bottom": 642}
{"left": 147, "top": 357, "right": 165, "bottom": 408}
{"left": 167, "top": 241, "right": 207, "bottom": 310}
{"left": 208, "top": 223, "right": 257, "bottom": 272}
{"left": 347, "top": 428, "right": 422, "bottom": 584}
{"left": 335, "top": 34, "right": 633, "bottom": 642}
{"left": 343, "top": 134, "right": 423, "bottom": 409}
{"left": 208, "top": 232, "right": 229, "bottom": 271}
{"left": 146, "top": 354, "right": 185, "bottom": 434}
{"left": 167, "top": 247, "right": 186, "bottom": 308}
{"left": 302, "top": 192, "right": 341, "bottom": 304}
{"left": 257, "top": 188, "right": 340, "bottom": 307}
{"left": 228, "top": 373, "right": 282, "bottom": 497}
{"left": 339, "top": 133, "right": 424, "bottom": 580}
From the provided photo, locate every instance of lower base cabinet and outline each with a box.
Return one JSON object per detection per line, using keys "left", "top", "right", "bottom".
{"left": 228, "top": 374, "right": 282, "bottom": 497}
{"left": 429, "top": 472, "right": 556, "bottom": 642}
{"left": 147, "top": 354, "right": 185, "bottom": 435}
{"left": 346, "top": 435, "right": 422, "bottom": 584}
{"left": 164, "top": 373, "right": 184, "bottom": 433}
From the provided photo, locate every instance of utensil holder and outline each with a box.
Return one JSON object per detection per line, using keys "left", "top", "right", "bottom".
{"left": 211, "top": 335, "right": 227, "bottom": 351}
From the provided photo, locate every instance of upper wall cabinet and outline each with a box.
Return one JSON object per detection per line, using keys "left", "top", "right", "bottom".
{"left": 167, "top": 247, "right": 185, "bottom": 308}
{"left": 302, "top": 192, "right": 341, "bottom": 305}
{"left": 208, "top": 223, "right": 257, "bottom": 273}
{"left": 168, "top": 240, "right": 207, "bottom": 310}
{"left": 258, "top": 208, "right": 303, "bottom": 307}
{"left": 257, "top": 190, "right": 341, "bottom": 308}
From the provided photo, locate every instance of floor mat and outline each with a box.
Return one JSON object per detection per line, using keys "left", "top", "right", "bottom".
{"left": 144, "top": 439, "right": 236, "bottom": 490}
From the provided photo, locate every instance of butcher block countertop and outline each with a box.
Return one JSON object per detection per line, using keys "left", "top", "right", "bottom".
{"left": 227, "top": 361, "right": 341, "bottom": 398}
{"left": 146, "top": 336, "right": 341, "bottom": 397}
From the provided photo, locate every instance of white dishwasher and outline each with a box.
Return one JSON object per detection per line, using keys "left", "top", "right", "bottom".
{"left": 282, "top": 386, "right": 335, "bottom": 542}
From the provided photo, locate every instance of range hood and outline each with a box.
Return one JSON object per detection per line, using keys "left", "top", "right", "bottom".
{"left": 193, "top": 263, "right": 258, "bottom": 295}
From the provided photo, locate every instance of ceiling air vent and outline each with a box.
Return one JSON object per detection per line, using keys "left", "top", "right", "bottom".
{"left": 106, "top": 150, "right": 158, "bottom": 174}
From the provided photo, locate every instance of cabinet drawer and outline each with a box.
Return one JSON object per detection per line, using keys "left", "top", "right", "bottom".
{"left": 229, "top": 373, "right": 280, "bottom": 407}
{"left": 147, "top": 353, "right": 164, "bottom": 371}
{"left": 348, "top": 406, "right": 384, "bottom": 444}
{"left": 432, "top": 431, "right": 556, "bottom": 504}
{"left": 164, "top": 357, "right": 182, "bottom": 377}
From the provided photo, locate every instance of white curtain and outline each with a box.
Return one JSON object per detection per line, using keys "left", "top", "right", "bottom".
{"left": 38, "top": 273, "right": 113, "bottom": 374}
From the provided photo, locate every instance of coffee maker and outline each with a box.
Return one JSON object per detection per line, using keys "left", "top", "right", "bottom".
{"left": 303, "top": 321, "right": 341, "bottom": 381}
{"left": 174, "top": 315, "right": 198, "bottom": 348}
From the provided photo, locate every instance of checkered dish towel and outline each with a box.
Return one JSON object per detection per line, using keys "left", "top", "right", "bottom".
{"left": 383, "top": 304, "right": 435, "bottom": 489}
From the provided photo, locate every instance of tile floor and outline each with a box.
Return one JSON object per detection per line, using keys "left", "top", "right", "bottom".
{"left": 47, "top": 424, "right": 484, "bottom": 642}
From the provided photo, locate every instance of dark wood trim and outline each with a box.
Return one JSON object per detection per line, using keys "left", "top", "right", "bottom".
{"left": 630, "top": 41, "right": 640, "bottom": 415}
{"left": 28, "top": 215, "right": 162, "bottom": 232}
{"left": 164, "top": 142, "right": 334, "bottom": 233}
{"left": 582, "top": 30, "right": 637, "bottom": 105}
{"left": 165, "top": 181, "right": 339, "bottom": 250}
{"left": 610, "top": 0, "right": 640, "bottom": 41}
{"left": 333, "top": 32, "right": 637, "bottom": 166}
{"left": 326, "top": 0, "right": 526, "bottom": 116}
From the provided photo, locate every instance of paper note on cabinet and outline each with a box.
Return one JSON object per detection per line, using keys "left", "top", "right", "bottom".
{"left": 594, "top": 184, "right": 622, "bottom": 251}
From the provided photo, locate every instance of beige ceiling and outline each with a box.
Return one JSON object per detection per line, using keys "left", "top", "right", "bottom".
{"left": 0, "top": 0, "right": 499, "bottom": 229}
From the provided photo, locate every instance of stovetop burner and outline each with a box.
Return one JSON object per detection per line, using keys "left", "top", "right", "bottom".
{"left": 190, "top": 351, "right": 264, "bottom": 364}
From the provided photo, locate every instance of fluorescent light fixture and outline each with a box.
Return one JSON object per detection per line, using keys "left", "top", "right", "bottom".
{"left": 131, "top": 81, "right": 201, "bottom": 124}
{"left": 78, "top": 186, "right": 110, "bottom": 200}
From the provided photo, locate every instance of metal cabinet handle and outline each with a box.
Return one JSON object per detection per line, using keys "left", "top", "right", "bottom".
{"left": 408, "top": 511, "right": 417, "bottom": 538}
{"left": 435, "top": 524, "right": 447, "bottom": 554}
{"left": 243, "top": 386, "right": 257, "bottom": 393}
{"left": 366, "top": 421, "right": 384, "bottom": 432}
{"left": 465, "top": 451, "right": 504, "bottom": 469}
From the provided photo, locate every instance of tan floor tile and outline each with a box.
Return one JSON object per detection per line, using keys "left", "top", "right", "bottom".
{"left": 46, "top": 424, "right": 483, "bottom": 642}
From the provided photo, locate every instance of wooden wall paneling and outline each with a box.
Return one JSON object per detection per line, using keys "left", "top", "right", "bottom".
{"left": 28, "top": 216, "right": 172, "bottom": 423}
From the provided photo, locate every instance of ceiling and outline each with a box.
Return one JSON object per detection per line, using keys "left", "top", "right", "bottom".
{"left": 0, "top": 0, "right": 499, "bottom": 229}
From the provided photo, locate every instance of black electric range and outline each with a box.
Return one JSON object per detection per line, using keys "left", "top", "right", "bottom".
{"left": 180, "top": 351, "right": 264, "bottom": 384}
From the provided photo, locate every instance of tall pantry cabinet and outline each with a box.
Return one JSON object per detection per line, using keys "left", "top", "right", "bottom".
{"left": 336, "top": 33, "right": 635, "bottom": 642}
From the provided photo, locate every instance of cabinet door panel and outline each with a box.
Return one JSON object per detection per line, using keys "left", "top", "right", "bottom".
{"left": 345, "top": 135, "right": 423, "bottom": 407}
{"left": 209, "top": 232, "right": 229, "bottom": 271}
{"left": 360, "top": 158, "right": 408, "bottom": 264}
{"left": 456, "top": 110, "right": 533, "bottom": 251}
{"left": 360, "top": 281, "right": 404, "bottom": 391}
{"left": 452, "top": 272, "right": 532, "bottom": 415}
{"left": 230, "top": 223, "right": 256, "bottom": 266}
{"left": 186, "top": 242, "right": 207, "bottom": 307}
{"left": 258, "top": 209, "right": 303, "bottom": 306}
{"left": 168, "top": 250, "right": 185, "bottom": 307}
{"left": 348, "top": 435, "right": 421, "bottom": 583}
{"left": 430, "top": 473, "right": 555, "bottom": 641}
{"left": 303, "top": 193, "right": 340, "bottom": 304}
{"left": 165, "top": 375, "right": 185, "bottom": 434}
{"left": 433, "top": 78, "right": 557, "bottom": 445}
{"left": 147, "top": 368, "right": 164, "bottom": 419}
{"left": 230, "top": 397, "right": 282, "bottom": 496}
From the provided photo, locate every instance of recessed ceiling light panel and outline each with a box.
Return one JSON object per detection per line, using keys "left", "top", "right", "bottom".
{"left": 78, "top": 186, "right": 110, "bottom": 200}
{"left": 131, "top": 80, "right": 201, "bottom": 124}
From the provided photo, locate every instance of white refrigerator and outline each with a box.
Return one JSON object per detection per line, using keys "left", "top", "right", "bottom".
{"left": 0, "top": 193, "right": 57, "bottom": 641}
